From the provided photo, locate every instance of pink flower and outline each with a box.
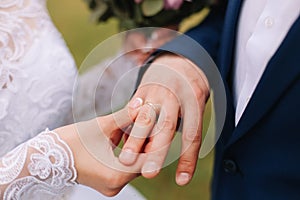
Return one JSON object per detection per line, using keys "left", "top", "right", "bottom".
{"left": 135, "top": 0, "right": 191, "bottom": 10}
{"left": 164, "top": 0, "right": 191, "bottom": 10}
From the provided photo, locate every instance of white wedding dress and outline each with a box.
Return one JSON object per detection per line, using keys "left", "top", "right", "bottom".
{"left": 0, "top": 0, "right": 144, "bottom": 199}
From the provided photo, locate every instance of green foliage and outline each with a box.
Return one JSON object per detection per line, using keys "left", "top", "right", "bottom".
{"left": 131, "top": 152, "right": 214, "bottom": 200}
{"left": 141, "top": 0, "right": 164, "bottom": 16}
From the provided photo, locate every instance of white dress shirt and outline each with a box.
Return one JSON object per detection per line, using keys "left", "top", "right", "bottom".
{"left": 233, "top": 0, "right": 300, "bottom": 125}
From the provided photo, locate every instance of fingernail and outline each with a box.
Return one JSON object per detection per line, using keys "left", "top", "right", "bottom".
{"left": 176, "top": 172, "right": 191, "bottom": 186}
{"left": 142, "top": 161, "right": 159, "bottom": 174}
{"left": 119, "top": 149, "right": 136, "bottom": 164}
{"left": 129, "top": 98, "right": 143, "bottom": 109}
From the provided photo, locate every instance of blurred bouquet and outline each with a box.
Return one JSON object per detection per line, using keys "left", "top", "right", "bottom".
{"left": 85, "top": 0, "right": 213, "bottom": 30}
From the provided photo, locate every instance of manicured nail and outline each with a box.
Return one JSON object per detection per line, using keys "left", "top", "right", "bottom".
{"left": 142, "top": 161, "right": 159, "bottom": 174}
{"left": 129, "top": 97, "right": 143, "bottom": 109}
{"left": 176, "top": 172, "right": 191, "bottom": 186}
{"left": 119, "top": 149, "right": 136, "bottom": 164}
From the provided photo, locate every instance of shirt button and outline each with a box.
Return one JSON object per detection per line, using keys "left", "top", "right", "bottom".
{"left": 223, "top": 159, "right": 238, "bottom": 174}
{"left": 264, "top": 16, "right": 274, "bottom": 28}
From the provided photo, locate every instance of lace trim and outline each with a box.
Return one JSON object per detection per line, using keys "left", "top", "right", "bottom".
{"left": 0, "top": 129, "right": 77, "bottom": 199}
{"left": 0, "top": 144, "right": 28, "bottom": 185}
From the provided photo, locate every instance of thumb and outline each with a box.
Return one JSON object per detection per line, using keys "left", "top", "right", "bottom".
{"left": 100, "top": 97, "right": 144, "bottom": 135}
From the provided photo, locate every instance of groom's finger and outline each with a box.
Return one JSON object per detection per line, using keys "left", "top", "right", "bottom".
{"left": 119, "top": 102, "right": 157, "bottom": 165}
{"left": 141, "top": 99, "right": 179, "bottom": 178}
{"left": 176, "top": 98, "right": 204, "bottom": 186}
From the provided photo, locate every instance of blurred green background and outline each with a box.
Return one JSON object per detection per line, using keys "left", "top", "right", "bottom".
{"left": 47, "top": 1, "right": 213, "bottom": 199}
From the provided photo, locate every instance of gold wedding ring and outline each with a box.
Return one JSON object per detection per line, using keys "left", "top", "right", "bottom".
{"left": 145, "top": 102, "right": 160, "bottom": 113}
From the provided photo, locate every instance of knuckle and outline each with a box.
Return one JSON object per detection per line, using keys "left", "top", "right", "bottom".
{"left": 92, "top": 165, "right": 127, "bottom": 196}
{"left": 102, "top": 172, "right": 116, "bottom": 185}
{"left": 102, "top": 188, "right": 121, "bottom": 197}
{"left": 102, "top": 173, "right": 123, "bottom": 191}
{"left": 193, "top": 86, "right": 206, "bottom": 101}
{"left": 179, "top": 158, "right": 195, "bottom": 170}
{"left": 161, "top": 118, "right": 176, "bottom": 131}
{"left": 184, "top": 128, "right": 201, "bottom": 142}
{"left": 152, "top": 117, "right": 176, "bottom": 137}
{"left": 189, "top": 79, "right": 209, "bottom": 101}
{"left": 136, "top": 111, "right": 152, "bottom": 126}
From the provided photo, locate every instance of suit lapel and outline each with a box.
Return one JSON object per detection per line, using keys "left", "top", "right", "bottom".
{"left": 226, "top": 17, "right": 300, "bottom": 147}
{"left": 218, "top": 0, "right": 243, "bottom": 78}
{"left": 216, "top": 0, "right": 243, "bottom": 145}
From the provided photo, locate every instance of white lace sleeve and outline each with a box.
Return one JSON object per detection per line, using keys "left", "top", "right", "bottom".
{"left": 0, "top": 129, "right": 77, "bottom": 200}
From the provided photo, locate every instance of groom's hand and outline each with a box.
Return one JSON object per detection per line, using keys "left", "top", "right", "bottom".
{"left": 119, "top": 53, "right": 210, "bottom": 185}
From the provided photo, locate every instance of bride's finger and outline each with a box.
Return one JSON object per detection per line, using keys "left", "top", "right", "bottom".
{"left": 74, "top": 118, "right": 144, "bottom": 172}
{"left": 122, "top": 125, "right": 132, "bottom": 143}
{"left": 110, "top": 129, "right": 123, "bottom": 149}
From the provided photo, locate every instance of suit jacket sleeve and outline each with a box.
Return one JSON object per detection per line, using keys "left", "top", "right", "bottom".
{"left": 136, "top": 3, "right": 227, "bottom": 87}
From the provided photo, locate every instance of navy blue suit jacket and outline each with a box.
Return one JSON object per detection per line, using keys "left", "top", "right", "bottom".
{"left": 139, "top": 0, "right": 300, "bottom": 199}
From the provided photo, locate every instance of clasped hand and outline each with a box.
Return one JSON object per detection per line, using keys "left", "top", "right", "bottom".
{"left": 56, "top": 53, "right": 209, "bottom": 197}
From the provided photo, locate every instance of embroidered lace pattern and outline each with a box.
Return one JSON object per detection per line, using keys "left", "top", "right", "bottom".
{"left": 0, "top": 0, "right": 43, "bottom": 91}
{"left": 0, "top": 129, "right": 77, "bottom": 199}
{"left": 0, "top": 0, "right": 76, "bottom": 156}
{"left": 0, "top": 0, "right": 78, "bottom": 199}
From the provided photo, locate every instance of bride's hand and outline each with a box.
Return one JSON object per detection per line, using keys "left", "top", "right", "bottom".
{"left": 55, "top": 103, "right": 144, "bottom": 196}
